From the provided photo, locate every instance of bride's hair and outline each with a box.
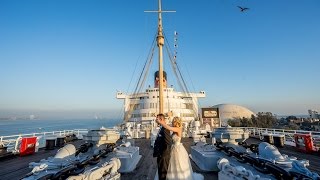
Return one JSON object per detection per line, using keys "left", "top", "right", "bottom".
{"left": 172, "top": 117, "right": 182, "bottom": 128}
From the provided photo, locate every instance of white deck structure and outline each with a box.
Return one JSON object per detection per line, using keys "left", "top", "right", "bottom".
{"left": 117, "top": 88, "right": 205, "bottom": 123}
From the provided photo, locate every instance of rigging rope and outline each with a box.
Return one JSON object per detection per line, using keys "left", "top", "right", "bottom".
{"left": 137, "top": 43, "right": 156, "bottom": 93}
{"left": 164, "top": 33, "right": 201, "bottom": 119}
{"left": 165, "top": 44, "right": 186, "bottom": 93}
{"left": 163, "top": 33, "right": 188, "bottom": 94}
{"left": 124, "top": 32, "right": 157, "bottom": 121}
{"left": 133, "top": 32, "right": 157, "bottom": 95}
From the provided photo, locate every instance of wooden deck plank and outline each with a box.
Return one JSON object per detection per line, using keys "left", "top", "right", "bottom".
{"left": 0, "top": 138, "right": 319, "bottom": 180}
{"left": 120, "top": 138, "right": 218, "bottom": 180}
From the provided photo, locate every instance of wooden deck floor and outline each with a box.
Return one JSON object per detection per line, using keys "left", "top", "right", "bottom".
{"left": 0, "top": 138, "right": 217, "bottom": 180}
{"left": 0, "top": 138, "right": 319, "bottom": 180}
{"left": 120, "top": 138, "right": 218, "bottom": 180}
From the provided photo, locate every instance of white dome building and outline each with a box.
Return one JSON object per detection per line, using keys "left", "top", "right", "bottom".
{"left": 212, "top": 104, "right": 255, "bottom": 126}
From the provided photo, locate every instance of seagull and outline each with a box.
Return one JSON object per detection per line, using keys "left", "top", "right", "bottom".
{"left": 237, "top": 6, "right": 249, "bottom": 12}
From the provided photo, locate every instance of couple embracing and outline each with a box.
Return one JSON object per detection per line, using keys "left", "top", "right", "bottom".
{"left": 153, "top": 114, "right": 203, "bottom": 180}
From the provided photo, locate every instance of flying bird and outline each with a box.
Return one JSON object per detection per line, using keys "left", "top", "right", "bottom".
{"left": 237, "top": 6, "right": 249, "bottom": 12}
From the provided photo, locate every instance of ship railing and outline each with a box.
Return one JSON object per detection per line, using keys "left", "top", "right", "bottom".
{"left": 0, "top": 129, "right": 88, "bottom": 154}
{"left": 239, "top": 127, "right": 320, "bottom": 149}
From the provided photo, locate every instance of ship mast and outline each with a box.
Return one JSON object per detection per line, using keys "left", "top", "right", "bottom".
{"left": 157, "top": 0, "right": 165, "bottom": 114}
{"left": 145, "top": 0, "right": 175, "bottom": 114}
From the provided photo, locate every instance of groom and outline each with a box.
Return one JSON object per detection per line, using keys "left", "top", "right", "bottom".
{"left": 153, "top": 113, "right": 171, "bottom": 180}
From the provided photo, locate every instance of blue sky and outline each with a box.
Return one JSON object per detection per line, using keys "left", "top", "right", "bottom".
{"left": 0, "top": 0, "right": 319, "bottom": 119}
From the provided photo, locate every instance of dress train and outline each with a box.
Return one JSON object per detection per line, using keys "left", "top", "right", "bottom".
{"left": 154, "top": 134, "right": 203, "bottom": 180}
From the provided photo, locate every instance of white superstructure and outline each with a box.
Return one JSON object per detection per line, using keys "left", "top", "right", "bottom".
{"left": 117, "top": 87, "right": 205, "bottom": 123}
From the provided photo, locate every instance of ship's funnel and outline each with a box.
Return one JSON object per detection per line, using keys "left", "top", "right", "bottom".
{"left": 154, "top": 71, "right": 167, "bottom": 88}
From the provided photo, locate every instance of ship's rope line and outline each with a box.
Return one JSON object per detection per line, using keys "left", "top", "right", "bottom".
{"left": 124, "top": 32, "right": 157, "bottom": 121}
{"left": 138, "top": 43, "right": 156, "bottom": 93}
{"left": 125, "top": 55, "right": 140, "bottom": 94}
{"left": 118, "top": 51, "right": 142, "bottom": 121}
{"left": 165, "top": 45, "right": 186, "bottom": 93}
{"left": 120, "top": 17, "right": 154, "bottom": 121}
{"left": 119, "top": 12, "right": 155, "bottom": 120}
{"left": 171, "top": 51, "right": 199, "bottom": 119}
{"left": 176, "top": 59, "right": 190, "bottom": 94}
{"left": 176, "top": 55, "right": 202, "bottom": 117}
{"left": 163, "top": 37, "right": 187, "bottom": 93}
{"left": 175, "top": 56, "right": 201, "bottom": 119}
{"left": 116, "top": 102, "right": 124, "bottom": 121}
{"left": 164, "top": 33, "right": 200, "bottom": 119}
{"left": 163, "top": 34, "right": 188, "bottom": 93}
{"left": 125, "top": 47, "right": 150, "bottom": 121}
{"left": 174, "top": 41, "right": 203, "bottom": 114}
{"left": 165, "top": 43, "right": 199, "bottom": 119}
{"left": 133, "top": 35, "right": 157, "bottom": 95}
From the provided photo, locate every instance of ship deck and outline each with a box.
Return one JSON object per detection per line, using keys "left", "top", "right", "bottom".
{"left": 0, "top": 138, "right": 319, "bottom": 180}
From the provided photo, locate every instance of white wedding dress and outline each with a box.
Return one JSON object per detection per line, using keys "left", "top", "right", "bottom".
{"left": 155, "top": 134, "right": 204, "bottom": 180}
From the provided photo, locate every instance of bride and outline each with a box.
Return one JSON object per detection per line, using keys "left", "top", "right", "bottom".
{"left": 156, "top": 116, "right": 203, "bottom": 180}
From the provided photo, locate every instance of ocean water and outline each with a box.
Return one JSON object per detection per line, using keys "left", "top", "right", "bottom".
{"left": 0, "top": 119, "right": 122, "bottom": 136}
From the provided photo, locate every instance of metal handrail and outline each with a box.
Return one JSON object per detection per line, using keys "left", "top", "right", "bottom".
{"left": 239, "top": 127, "right": 320, "bottom": 150}
{"left": 0, "top": 129, "right": 89, "bottom": 153}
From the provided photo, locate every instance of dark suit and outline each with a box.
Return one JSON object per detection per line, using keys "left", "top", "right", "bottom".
{"left": 153, "top": 126, "right": 171, "bottom": 180}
